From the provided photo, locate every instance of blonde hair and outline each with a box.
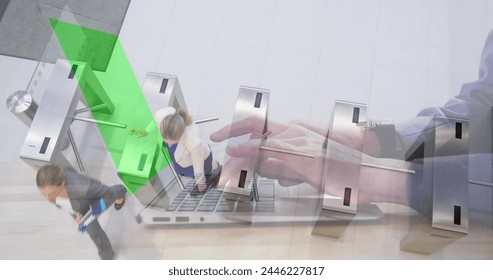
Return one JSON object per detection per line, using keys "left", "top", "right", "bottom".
{"left": 36, "top": 164, "right": 65, "bottom": 188}
{"left": 160, "top": 108, "right": 192, "bottom": 141}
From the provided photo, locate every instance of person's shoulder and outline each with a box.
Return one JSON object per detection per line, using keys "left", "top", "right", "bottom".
{"left": 181, "top": 124, "right": 202, "bottom": 147}
{"left": 62, "top": 166, "right": 82, "bottom": 192}
{"left": 187, "top": 124, "right": 202, "bottom": 138}
{"left": 63, "top": 166, "right": 77, "bottom": 178}
{"left": 63, "top": 166, "right": 92, "bottom": 186}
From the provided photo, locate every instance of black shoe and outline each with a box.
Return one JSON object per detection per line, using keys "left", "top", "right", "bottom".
{"left": 114, "top": 197, "right": 125, "bottom": 210}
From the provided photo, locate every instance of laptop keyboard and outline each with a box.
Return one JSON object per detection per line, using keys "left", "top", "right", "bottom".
{"left": 166, "top": 178, "right": 275, "bottom": 213}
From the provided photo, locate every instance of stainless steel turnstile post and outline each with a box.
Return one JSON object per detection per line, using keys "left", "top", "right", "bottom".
{"left": 312, "top": 100, "right": 367, "bottom": 238}
{"left": 118, "top": 73, "right": 190, "bottom": 224}
{"left": 400, "top": 115, "right": 469, "bottom": 254}
{"left": 15, "top": 59, "right": 117, "bottom": 172}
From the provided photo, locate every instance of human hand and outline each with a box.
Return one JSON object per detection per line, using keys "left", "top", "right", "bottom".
{"left": 196, "top": 183, "right": 208, "bottom": 192}
{"left": 75, "top": 213, "right": 83, "bottom": 224}
{"left": 287, "top": 119, "right": 382, "bottom": 157}
{"left": 129, "top": 129, "right": 149, "bottom": 138}
{"left": 210, "top": 116, "right": 328, "bottom": 188}
{"left": 210, "top": 116, "right": 410, "bottom": 205}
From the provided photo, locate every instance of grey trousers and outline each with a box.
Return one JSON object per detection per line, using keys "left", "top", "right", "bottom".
{"left": 86, "top": 184, "right": 126, "bottom": 260}
{"left": 87, "top": 219, "right": 114, "bottom": 260}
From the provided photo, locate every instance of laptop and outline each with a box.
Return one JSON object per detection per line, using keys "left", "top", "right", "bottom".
{"left": 120, "top": 80, "right": 382, "bottom": 225}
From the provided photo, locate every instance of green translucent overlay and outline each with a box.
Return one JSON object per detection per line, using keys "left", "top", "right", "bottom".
{"left": 50, "top": 19, "right": 169, "bottom": 194}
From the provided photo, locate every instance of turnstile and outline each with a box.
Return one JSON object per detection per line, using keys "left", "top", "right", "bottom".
{"left": 18, "top": 59, "right": 116, "bottom": 171}
{"left": 401, "top": 115, "right": 470, "bottom": 254}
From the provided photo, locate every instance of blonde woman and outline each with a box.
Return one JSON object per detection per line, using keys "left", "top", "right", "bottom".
{"left": 130, "top": 107, "right": 220, "bottom": 192}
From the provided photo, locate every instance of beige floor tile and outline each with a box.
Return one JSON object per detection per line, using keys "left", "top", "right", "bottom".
{"left": 0, "top": 185, "right": 41, "bottom": 202}
{"left": 161, "top": 248, "right": 223, "bottom": 260}
{"left": 163, "top": 224, "right": 231, "bottom": 259}
{"left": 227, "top": 223, "right": 294, "bottom": 246}
{"left": 0, "top": 248, "right": 99, "bottom": 260}
{"left": 224, "top": 244, "right": 290, "bottom": 259}
{"left": 115, "top": 246, "right": 164, "bottom": 260}
{"left": 105, "top": 206, "right": 169, "bottom": 260}
{"left": 288, "top": 242, "right": 353, "bottom": 259}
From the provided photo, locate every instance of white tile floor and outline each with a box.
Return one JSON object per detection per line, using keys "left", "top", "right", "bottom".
{"left": 1, "top": 0, "right": 493, "bottom": 260}
{"left": 1, "top": 179, "right": 492, "bottom": 260}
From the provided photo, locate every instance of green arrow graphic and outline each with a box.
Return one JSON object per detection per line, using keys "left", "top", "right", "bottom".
{"left": 50, "top": 19, "right": 170, "bottom": 194}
